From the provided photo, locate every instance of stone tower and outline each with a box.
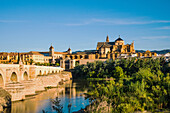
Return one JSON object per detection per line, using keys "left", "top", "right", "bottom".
{"left": 67, "top": 48, "right": 72, "bottom": 54}
{"left": 106, "top": 35, "right": 109, "bottom": 42}
{"left": 49, "top": 45, "right": 54, "bottom": 57}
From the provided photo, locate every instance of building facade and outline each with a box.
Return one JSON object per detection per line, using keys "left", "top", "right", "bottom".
{"left": 0, "top": 35, "right": 158, "bottom": 70}
{"left": 60, "top": 36, "right": 157, "bottom": 70}
{"left": 0, "top": 45, "right": 67, "bottom": 65}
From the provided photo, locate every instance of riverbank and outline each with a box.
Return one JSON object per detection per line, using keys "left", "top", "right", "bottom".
{"left": 0, "top": 71, "right": 72, "bottom": 112}
{"left": 71, "top": 59, "right": 170, "bottom": 112}
{"left": 74, "top": 99, "right": 170, "bottom": 113}
{"left": 0, "top": 88, "right": 11, "bottom": 112}
{"left": 2, "top": 79, "right": 90, "bottom": 113}
{"left": 72, "top": 77, "right": 170, "bottom": 113}
{"left": 4, "top": 71, "right": 72, "bottom": 102}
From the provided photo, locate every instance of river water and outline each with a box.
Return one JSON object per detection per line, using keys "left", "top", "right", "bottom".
{"left": 4, "top": 80, "right": 92, "bottom": 113}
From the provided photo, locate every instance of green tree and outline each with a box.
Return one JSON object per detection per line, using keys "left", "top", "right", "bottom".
{"left": 30, "top": 59, "right": 34, "bottom": 65}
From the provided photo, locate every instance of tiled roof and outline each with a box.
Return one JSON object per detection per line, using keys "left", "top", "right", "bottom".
{"left": 145, "top": 50, "right": 151, "bottom": 53}
{"left": 0, "top": 52, "right": 9, "bottom": 56}
{"left": 8, "top": 53, "right": 18, "bottom": 56}
{"left": 27, "top": 51, "right": 44, "bottom": 55}
{"left": 54, "top": 52, "right": 67, "bottom": 54}
{"left": 75, "top": 52, "right": 87, "bottom": 55}
{"left": 97, "top": 42, "right": 115, "bottom": 48}
{"left": 40, "top": 51, "right": 67, "bottom": 54}
{"left": 100, "top": 44, "right": 112, "bottom": 48}
{"left": 0, "top": 52, "right": 18, "bottom": 56}
{"left": 0, "top": 51, "right": 67, "bottom": 56}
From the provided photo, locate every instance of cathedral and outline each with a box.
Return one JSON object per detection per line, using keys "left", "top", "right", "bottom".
{"left": 60, "top": 35, "right": 157, "bottom": 70}
{"left": 97, "top": 35, "right": 135, "bottom": 55}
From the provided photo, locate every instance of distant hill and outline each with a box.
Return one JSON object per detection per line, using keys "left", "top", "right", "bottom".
{"left": 72, "top": 49, "right": 170, "bottom": 55}
{"left": 136, "top": 50, "right": 146, "bottom": 53}
{"left": 72, "top": 50, "right": 97, "bottom": 54}
{"left": 72, "top": 51, "right": 83, "bottom": 54}
{"left": 136, "top": 49, "right": 170, "bottom": 54}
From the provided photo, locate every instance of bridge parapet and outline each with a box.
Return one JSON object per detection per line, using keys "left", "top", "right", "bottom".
{"left": 0, "top": 64, "right": 64, "bottom": 87}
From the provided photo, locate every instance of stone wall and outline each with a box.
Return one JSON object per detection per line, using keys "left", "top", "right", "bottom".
{"left": 3, "top": 71, "right": 72, "bottom": 102}
{"left": 79, "top": 59, "right": 107, "bottom": 65}
{"left": 0, "top": 88, "right": 11, "bottom": 112}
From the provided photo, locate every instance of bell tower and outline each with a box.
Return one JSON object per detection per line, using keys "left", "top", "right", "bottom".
{"left": 131, "top": 41, "right": 135, "bottom": 53}
{"left": 106, "top": 35, "right": 109, "bottom": 42}
{"left": 67, "top": 47, "right": 72, "bottom": 54}
{"left": 49, "top": 44, "right": 54, "bottom": 57}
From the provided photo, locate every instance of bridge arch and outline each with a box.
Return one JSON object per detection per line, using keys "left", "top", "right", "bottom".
{"left": 0, "top": 69, "right": 5, "bottom": 87}
{"left": 0, "top": 73, "right": 4, "bottom": 87}
{"left": 44, "top": 71, "right": 46, "bottom": 75}
{"left": 10, "top": 72, "right": 18, "bottom": 82}
{"left": 23, "top": 71, "right": 29, "bottom": 81}
{"left": 39, "top": 70, "right": 42, "bottom": 75}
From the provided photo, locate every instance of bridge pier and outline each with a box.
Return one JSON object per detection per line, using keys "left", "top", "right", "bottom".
{"left": 0, "top": 64, "right": 67, "bottom": 101}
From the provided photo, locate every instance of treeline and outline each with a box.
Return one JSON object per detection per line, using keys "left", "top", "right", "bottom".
{"left": 72, "top": 58, "right": 169, "bottom": 79}
{"left": 72, "top": 58, "right": 170, "bottom": 112}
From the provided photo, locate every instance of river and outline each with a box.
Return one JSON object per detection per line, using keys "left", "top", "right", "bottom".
{"left": 3, "top": 80, "right": 92, "bottom": 113}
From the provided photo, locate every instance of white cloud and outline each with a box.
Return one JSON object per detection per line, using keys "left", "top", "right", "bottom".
{"left": 0, "top": 20, "right": 27, "bottom": 23}
{"left": 156, "top": 26, "right": 170, "bottom": 30}
{"left": 64, "top": 18, "right": 170, "bottom": 26}
{"left": 141, "top": 36, "right": 170, "bottom": 39}
{"left": 65, "top": 22, "right": 91, "bottom": 26}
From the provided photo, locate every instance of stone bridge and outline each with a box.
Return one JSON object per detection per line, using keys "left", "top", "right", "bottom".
{"left": 0, "top": 64, "right": 64, "bottom": 87}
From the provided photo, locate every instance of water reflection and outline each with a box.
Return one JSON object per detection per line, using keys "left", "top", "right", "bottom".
{"left": 4, "top": 80, "right": 91, "bottom": 113}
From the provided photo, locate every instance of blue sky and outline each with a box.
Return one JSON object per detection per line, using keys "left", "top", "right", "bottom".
{"left": 0, "top": 0, "right": 170, "bottom": 52}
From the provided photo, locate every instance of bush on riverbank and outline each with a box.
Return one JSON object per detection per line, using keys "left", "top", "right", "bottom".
{"left": 72, "top": 58, "right": 170, "bottom": 112}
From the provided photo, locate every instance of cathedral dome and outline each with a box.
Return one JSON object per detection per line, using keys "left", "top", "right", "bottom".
{"left": 115, "top": 35, "right": 124, "bottom": 45}
{"left": 115, "top": 37, "right": 123, "bottom": 41}
{"left": 115, "top": 35, "right": 123, "bottom": 42}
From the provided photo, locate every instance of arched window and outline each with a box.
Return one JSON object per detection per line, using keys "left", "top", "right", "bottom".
{"left": 39, "top": 70, "right": 42, "bottom": 75}
{"left": 44, "top": 71, "right": 46, "bottom": 75}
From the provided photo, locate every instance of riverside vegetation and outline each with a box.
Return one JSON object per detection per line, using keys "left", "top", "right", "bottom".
{"left": 72, "top": 58, "right": 170, "bottom": 112}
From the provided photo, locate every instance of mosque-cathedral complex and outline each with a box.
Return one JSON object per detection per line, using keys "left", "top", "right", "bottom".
{"left": 0, "top": 35, "right": 157, "bottom": 70}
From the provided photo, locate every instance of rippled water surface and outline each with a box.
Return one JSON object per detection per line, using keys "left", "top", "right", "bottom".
{"left": 4, "top": 80, "right": 92, "bottom": 113}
